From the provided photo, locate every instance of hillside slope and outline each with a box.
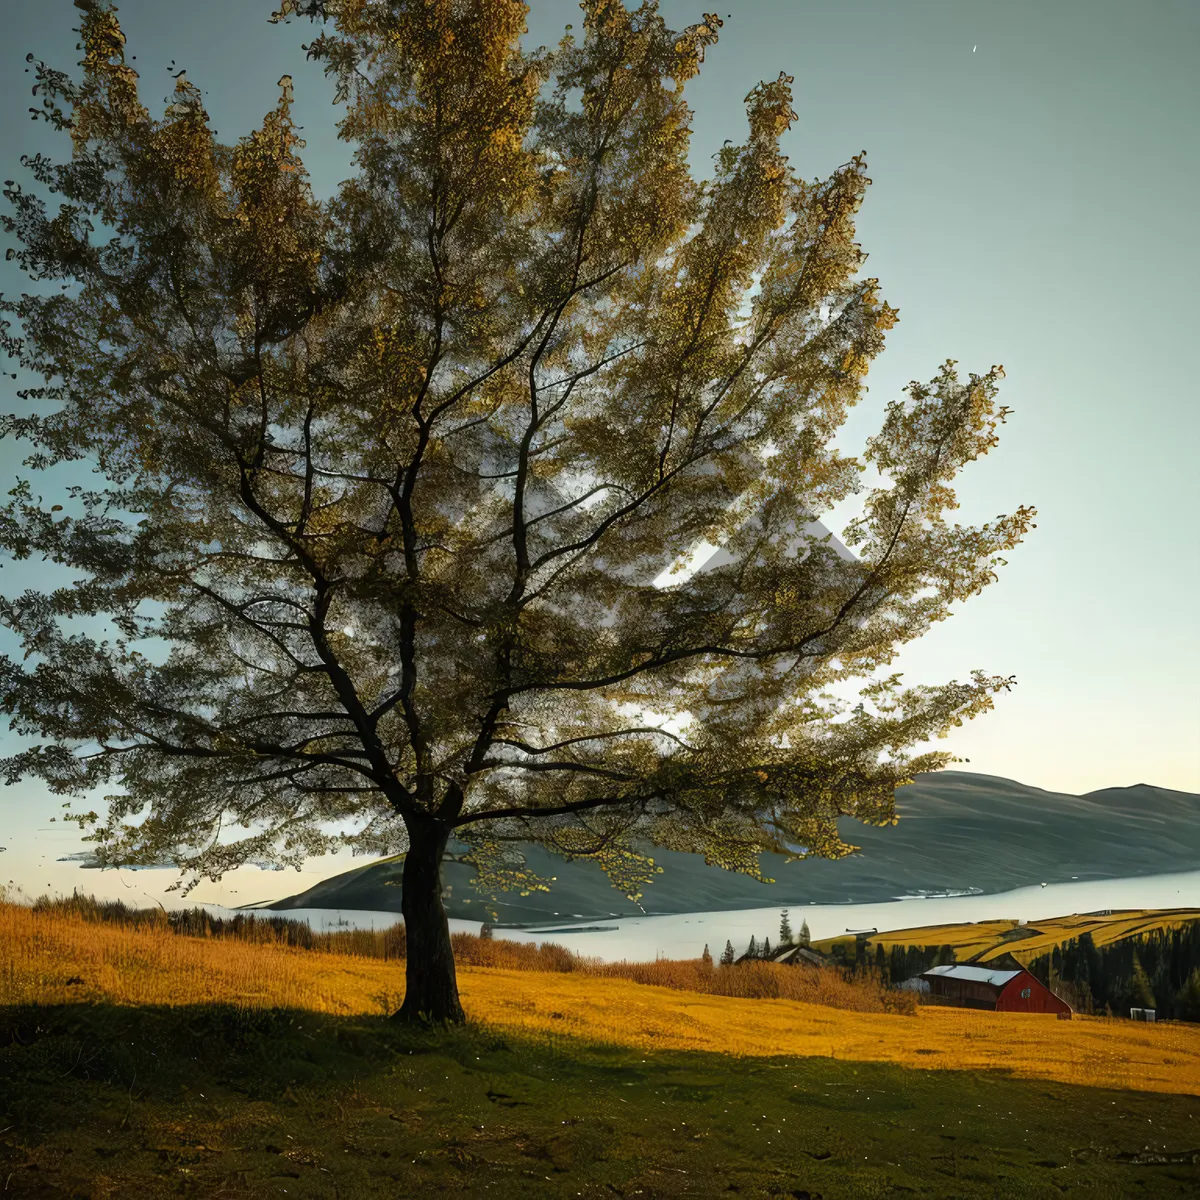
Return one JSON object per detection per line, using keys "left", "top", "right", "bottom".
{"left": 814, "top": 907, "right": 1200, "bottom": 966}
{"left": 245, "top": 771, "right": 1200, "bottom": 924}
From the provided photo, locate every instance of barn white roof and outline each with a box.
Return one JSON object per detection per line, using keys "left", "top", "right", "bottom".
{"left": 920, "top": 964, "right": 1024, "bottom": 988}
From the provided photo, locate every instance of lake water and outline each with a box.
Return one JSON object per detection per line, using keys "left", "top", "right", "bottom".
{"left": 161, "top": 869, "right": 1200, "bottom": 964}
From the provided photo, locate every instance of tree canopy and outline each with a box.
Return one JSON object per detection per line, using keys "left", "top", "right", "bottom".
{"left": 1, "top": 0, "right": 1035, "bottom": 923}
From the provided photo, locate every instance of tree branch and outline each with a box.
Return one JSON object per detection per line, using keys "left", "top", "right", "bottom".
{"left": 453, "top": 789, "right": 665, "bottom": 829}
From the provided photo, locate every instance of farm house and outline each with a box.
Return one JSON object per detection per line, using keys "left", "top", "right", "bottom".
{"left": 918, "top": 964, "right": 1073, "bottom": 1015}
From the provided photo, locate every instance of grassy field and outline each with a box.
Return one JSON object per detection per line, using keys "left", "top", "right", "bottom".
{"left": 2, "top": 898, "right": 1199, "bottom": 1198}
{"left": 814, "top": 907, "right": 1200, "bottom": 966}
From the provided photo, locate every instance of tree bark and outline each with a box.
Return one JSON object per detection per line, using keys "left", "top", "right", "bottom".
{"left": 392, "top": 815, "right": 466, "bottom": 1025}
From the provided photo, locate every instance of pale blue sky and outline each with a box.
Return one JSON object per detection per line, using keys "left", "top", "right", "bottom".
{"left": 0, "top": 0, "right": 1196, "bottom": 911}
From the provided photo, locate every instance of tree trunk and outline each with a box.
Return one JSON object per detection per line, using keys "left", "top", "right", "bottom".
{"left": 392, "top": 816, "right": 466, "bottom": 1026}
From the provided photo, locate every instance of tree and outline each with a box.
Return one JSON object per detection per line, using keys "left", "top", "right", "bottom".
{"left": 799, "top": 920, "right": 812, "bottom": 948}
{"left": 761, "top": 935, "right": 771, "bottom": 959}
{"left": 1131, "top": 953, "right": 1156, "bottom": 1011}
{"left": 1176, "top": 968, "right": 1200, "bottom": 1022}
{"left": 720, "top": 939, "right": 735, "bottom": 967}
{"left": 779, "top": 908, "right": 793, "bottom": 946}
{"left": 1081, "top": 932, "right": 1104, "bottom": 1002}
{"left": 0, "top": 0, "right": 1036, "bottom": 1027}
{"left": 904, "top": 946, "right": 922, "bottom": 980}
{"left": 701, "top": 942, "right": 712, "bottom": 968}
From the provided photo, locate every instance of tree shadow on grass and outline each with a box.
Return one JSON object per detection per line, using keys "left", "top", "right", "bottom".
{"left": 3, "top": 1001, "right": 1200, "bottom": 1199}
{"left": 0, "top": 1000, "right": 717, "bottom": 1199}
{"left": 1, "top": 997, "right": 499, "bottom": 1103}
{"left": 0, "top": 999, "right": 542, "bottom": 1198}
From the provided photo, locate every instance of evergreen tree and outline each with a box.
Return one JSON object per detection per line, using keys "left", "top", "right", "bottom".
{"left": 701, "top": 943, "right": 713, "bottom": 968}
{"left": 799, "top": 919, "right": 812, "bottom": 948}
{"left": 1080, "top": 932, "right": 1103, "bottom": 1008}
{"left": 905, "top": 945, "right": 922, "bottom": 980}
{"left": 1176, "top": 967, "right": 1200, "bottom": 1022}
{"left": 762, "top": 936, "right": 772, "bottom": 960}
{"left": 720, "top": 940, "right": 736, "bottom": 967}
{"left": 0, "top": 0, "right": 1037, "bottom": 1027}
{"left": 1131, "top": 953, "right": 1156, "bottom": 1010}
{"left": 874, "top": 943, "right": 887, "bottom": 980}
{"left": 779, "top": 909, "right": 794, "bottom": 946}
{"left": 1031, "top": 922, "right": 1200, "bottom": 1022}
{"left": 747, "top": 935, "right": 758, "bottom": 959}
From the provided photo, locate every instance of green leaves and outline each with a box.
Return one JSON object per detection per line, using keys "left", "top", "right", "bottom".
{"left": 0, "top": 0, "right": 1034, "bottom": 905}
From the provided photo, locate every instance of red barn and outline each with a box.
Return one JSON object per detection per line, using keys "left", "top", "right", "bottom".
{"left": 918, "top": 964, "right": 1072, "bottom": 1016}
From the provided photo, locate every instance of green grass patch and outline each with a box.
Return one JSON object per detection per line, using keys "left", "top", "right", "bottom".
{"left": 1, "top": 1000, "right": 1197, "bottom": 1198}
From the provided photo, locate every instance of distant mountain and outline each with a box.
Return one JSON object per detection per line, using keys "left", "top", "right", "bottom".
{"left": 241, "top": 772, "right": 1200, "bottom": 925}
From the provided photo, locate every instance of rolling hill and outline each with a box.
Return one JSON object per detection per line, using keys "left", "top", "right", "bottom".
{"left": 241, "top": 771, "right": 1200, "bottom": 924}
{"left": 813, "top": 907, "right": 1200, "bottom": 966}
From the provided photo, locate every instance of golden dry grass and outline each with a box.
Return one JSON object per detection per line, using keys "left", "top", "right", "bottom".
{"left": 5, "top": 891, "right": 913, "bottom": 1012}
{"left": 454, "top": 935, "right": 915, "bottom": 1011}
{"left": 973, "top": 909, "right": 1200, "bottom": 964}
{"left": 457, "top": 968, "right": 1200, "bottom": 1096}
{"left": 5, "top": 899, "right": 1199, "bottom": 1098}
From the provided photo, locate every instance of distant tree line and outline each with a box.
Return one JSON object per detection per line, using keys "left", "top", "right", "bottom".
{"left": 717, "top": 911, "right": 957, "bottom": 977}
{"left": 1026, "top": 923, "right": 1200, "bottom": 1021}
{"left": 828, "top": 942, "right": 958, "bottom": 981}
{"left": 709, "top": 916, "right": 1200, "bottom": 1023}
{"left": 718, "top": 910, "right": 814, "bottom": 964}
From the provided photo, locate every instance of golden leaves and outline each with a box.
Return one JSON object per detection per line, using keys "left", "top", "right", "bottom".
{"left": 371, "top": 324, "right": 399, "bottom": 365}
{"left": 71, "top": 4, "right": 148, "bottom": 151}
{"left": 153, "top": 75, "right": 219, "bottom": 196}
{"left": 79, "top": 6, "right": 126, "bottom": 73}
{"left": 744, "top": 72, "right": 798, "bottom": 143}
{"left": 459, "top": 836, "right": 558, "bottom": 902}
{"left": 224, "top": 76, "right": 323, "bottom": 303}
{"left": 672, "top": 11, "right": 723, "bottom": 80}
{"left": 873, "top": 300, "right": 901, "bottom": 332}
